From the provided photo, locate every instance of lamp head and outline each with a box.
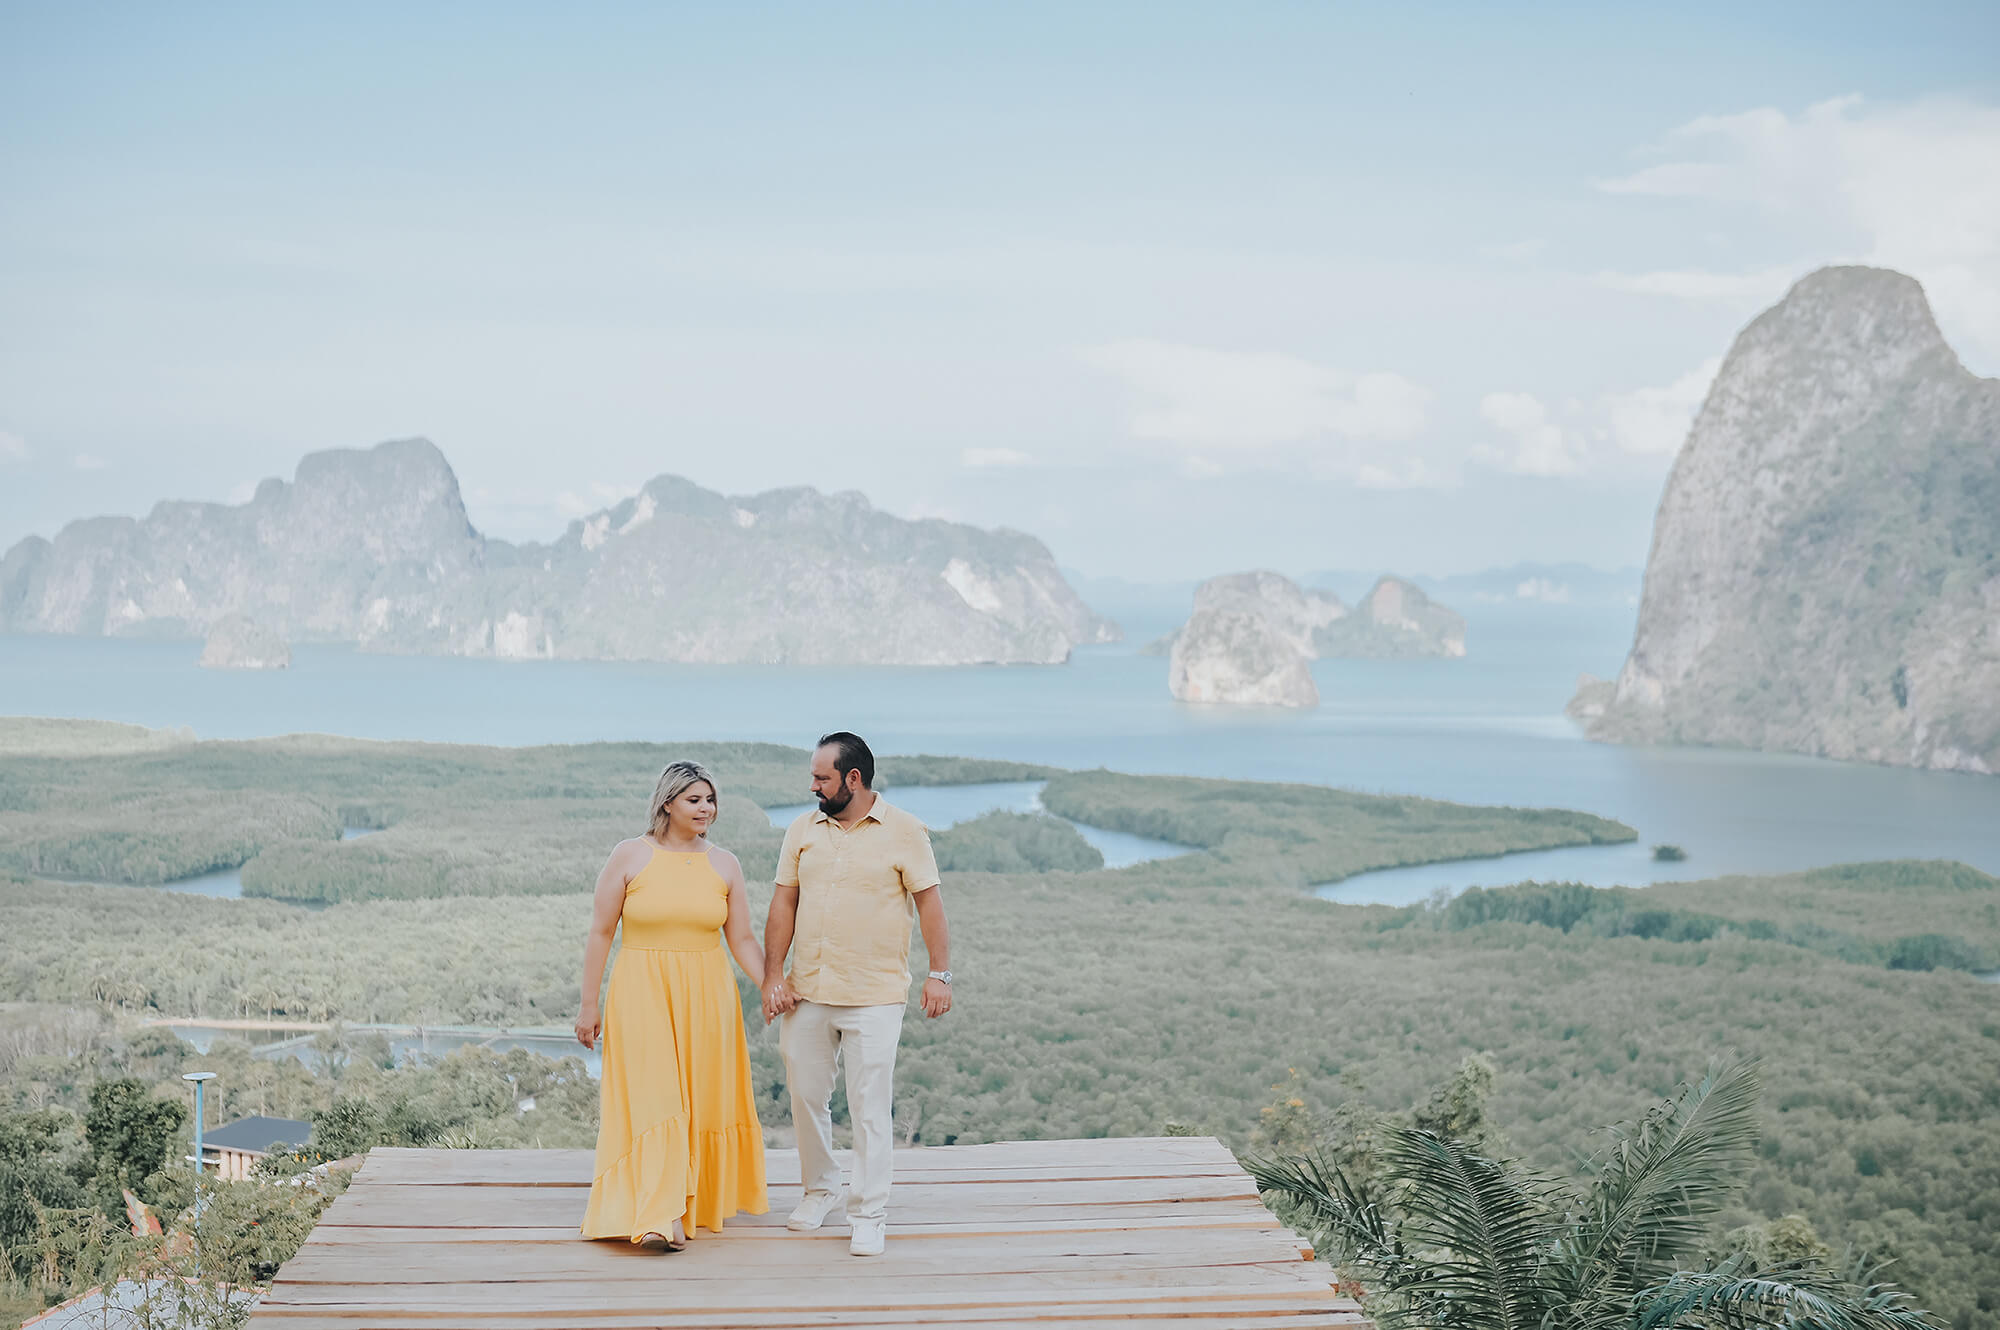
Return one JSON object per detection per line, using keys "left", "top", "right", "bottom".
{"left": 182, "top": 1072, "right": 217, "bottom": 1083}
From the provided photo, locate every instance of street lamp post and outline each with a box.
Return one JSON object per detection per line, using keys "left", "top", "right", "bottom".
{"left": 182, "top": 1071, "right": 217, "bottom": 1177}
{"left": 182, "top": 1071, "right": 217, "bottom": 1271}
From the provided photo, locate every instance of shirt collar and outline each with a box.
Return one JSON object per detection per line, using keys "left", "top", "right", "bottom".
{"left": 812, "top": 795, "right": 889, "bottom": 827}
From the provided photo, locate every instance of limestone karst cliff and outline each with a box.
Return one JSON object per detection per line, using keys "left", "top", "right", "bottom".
{"left": 1163, "top": 570, "right": 1467, "bottom": 707}
{"left": 1316, "top": 576, "right": 1466, "bottom": 659}
{"left": 1167, "top": 572, "right": 1343, "bottom": 707}
{"left": 1583, "top": 266, "right": 2000, "bottom": 774}
{"left": 0, "top": 439, "right": 1120, "bottom": 666}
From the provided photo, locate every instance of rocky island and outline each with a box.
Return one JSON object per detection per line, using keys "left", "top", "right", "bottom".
{"left": 1318, "top": 576, "right": 1466, "bottom": 659}
{"left": 1161, "top": 570, "right": 1466, "bottom": 707}
{"left": 0, "top": 439, "right": 1119, "bottom": 666}
{"left": 1580, "top": 266, "right": 2000, "bottom": 774}
{"left": 1166, "top": 571, "right": 1343, "bottom": 707}
{"left": 198, "top": 615, "right": 290, "bottom": 670}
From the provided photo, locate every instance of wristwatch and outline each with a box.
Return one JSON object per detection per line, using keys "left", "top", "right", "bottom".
{"left": 927, "top": 970, "right": 953, "bottom": 985}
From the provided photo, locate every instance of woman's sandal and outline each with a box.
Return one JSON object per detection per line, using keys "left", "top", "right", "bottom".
{"left": 637, "top": 1218, "right": 689, "bottom": 1252}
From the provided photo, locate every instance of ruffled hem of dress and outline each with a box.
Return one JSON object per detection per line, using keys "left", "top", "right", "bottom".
{"left": 580, "top": 1117, "right": 767, "bottom": 1242}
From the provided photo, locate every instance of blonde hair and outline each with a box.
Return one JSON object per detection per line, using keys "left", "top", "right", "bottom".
{"left": 649, "top": 761, "right": 719, "bottom": 840}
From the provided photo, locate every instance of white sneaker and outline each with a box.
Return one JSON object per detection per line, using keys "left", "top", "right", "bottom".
{"left": 786, "top": 1190, "right": 844, "bottom": 1231}
{"left": 848, "top": 1217, "right": 886, "bottom": 1257}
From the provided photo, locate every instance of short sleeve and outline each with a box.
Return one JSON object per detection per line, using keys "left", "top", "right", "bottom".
{"left": 775, "top": 817, "right": 806, "bottom": 888}
{"left": 901, "top": 819, "right": 942, "bottom": 895}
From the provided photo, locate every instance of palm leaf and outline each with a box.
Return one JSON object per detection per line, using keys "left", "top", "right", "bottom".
{"left": 1567, "top": 1059, "right": 1762, "bottom": 1301}
{"left": 1637, "top": 1253, "right": 1941, "bottom": 1330}
{"left": 1374, "top": 1126, "right": 1561, "bottom": 1330}
{"left": 1245, "top": 1147, "right": 1413, "bottom": 1285}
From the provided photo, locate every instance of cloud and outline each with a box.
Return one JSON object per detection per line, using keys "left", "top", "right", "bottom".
{"left": 1604, "top": 357, "right": 1723, "bottom": 457}
{"left": 1592, "top": 268, "right": 1794, "bottom": 307}
{"left": 1597, "top": 95, "right": 2000, "bottom": 364}
{"left": 1476, "top": 392, "right": 1583, "bottom": 477}
{"left": 555, "top": 482, "right": 637, "bottom": 519}
{"left": 961, "top": 447, "right": 1035, "bottom": 469}
{"left": 1079, "top": 339, "right": 1445, "bottom": 485}
{"left": 72, "top": 453, "right": 108, "bottom": 471}
{"left": 227, "top": 480, "right": 259, "bottom": 504}
{"left": 1469, "top": 360, "right": 1722, "bottom": 477}
{"left": 0, "top": 430, "right": 28, "bottom": 463}
{"left": 1355, "top": 458, "right": 1457, "bottom": 490}
{"left": 1081, "top": 340, "right": 1430, "bottom": 449}
{"left": 903, "top": 497, "right": 965, "bottom": 522}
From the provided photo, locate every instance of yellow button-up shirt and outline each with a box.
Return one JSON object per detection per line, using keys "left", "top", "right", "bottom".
{"left": 776, "top": 797, "right": 941, "bottom": 1007}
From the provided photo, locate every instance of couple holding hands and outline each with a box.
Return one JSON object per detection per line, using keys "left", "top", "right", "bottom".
{"left": 573, "top": 732, "right": 952, "bottom": 1258}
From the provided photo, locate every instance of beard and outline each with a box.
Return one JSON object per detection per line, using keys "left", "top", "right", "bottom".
{"left": 817, "top": 785, "right": 854, "bottom": 817}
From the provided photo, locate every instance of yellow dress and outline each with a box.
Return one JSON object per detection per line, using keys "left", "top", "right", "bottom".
{"left": 582, "top": 847, "right": 768, "bottom": 1241}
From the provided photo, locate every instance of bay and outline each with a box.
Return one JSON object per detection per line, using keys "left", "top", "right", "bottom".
{"left": 5, "top": 601, "right": 1998, "bottom": 902}
{"left": 57, "top": 828, "right": 380, "bottom": 902}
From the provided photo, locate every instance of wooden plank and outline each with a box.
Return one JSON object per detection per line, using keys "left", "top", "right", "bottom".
{"left": 360, "top": 1137, "right": 1237, "bottom": 1174}
{"left": 255, "top": 1313, "right": 1366, "bottom": 1330}
{"left": 257, "top": 1266, "right": 1337, "bottom": 1309}
{"left": 273, "top": 1231, "right": 1308, "bottom": 1285}
{"left": 314, "top": 1202, "right": 1272, "bottom": 1235}
{"left": 252, "top": 1309, "right": 1365, "bottom": 1329}
{"left": 304, "top": 1212, "right": 1289, "bottom": 1243}
{"left": 357, "top": 1141, "right": 1241, "bottom": 1188}
{"left": 354, "top": 1161, "right": 1249, "bottom": 1188}
{"left": 254, "top": 1264, "right": 1344, "bottom": 1304}
{"left": 316, "top": 1176, "right": 1258, "bottom": 1228}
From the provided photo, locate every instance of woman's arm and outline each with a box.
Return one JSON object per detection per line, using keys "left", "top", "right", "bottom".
{"left": 576, "top": 842, "right": 639, "bottom": 1049}
{"left": 716, "top": 851, "right": 767, "bottom": 982}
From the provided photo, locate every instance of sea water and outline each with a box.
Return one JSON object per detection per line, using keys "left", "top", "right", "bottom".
{"left": 5, "top": 601, "right": 1998, "bottom": 904}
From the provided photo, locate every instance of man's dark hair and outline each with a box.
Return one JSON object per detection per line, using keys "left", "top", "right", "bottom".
{"left": 816, "top": 731, "right": 874, "bottom": 790}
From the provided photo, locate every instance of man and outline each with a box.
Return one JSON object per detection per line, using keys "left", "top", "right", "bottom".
{"left": 761, "top": 732, "right": 953, "bottom": 1258}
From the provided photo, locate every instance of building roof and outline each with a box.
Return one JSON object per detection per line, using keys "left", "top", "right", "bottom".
{"left": 24, "top": 1279, "right": 258, "bottom": 1327}
{"left": 202, "top": 1114, "right": 312, "bottom": 1153}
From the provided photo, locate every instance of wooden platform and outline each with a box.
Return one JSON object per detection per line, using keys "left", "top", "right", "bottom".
{"left": 250, "top": 1138, "right": 1367, "bottom": 1329}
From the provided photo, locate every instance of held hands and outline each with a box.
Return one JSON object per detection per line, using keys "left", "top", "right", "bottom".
{"left": 761, "top": 978, "right": 800, "bottom": 1025}
{"left": 575, "top": 1007, "right": 601, "bottom": 1051}
{"left": 920, "top": 977, "right": 952, "bottom": 1019}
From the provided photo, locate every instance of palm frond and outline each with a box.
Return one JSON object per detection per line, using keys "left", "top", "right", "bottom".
{"left": 1245, "top": 1147, "right": 1410, "bottom": 1281}
{"left": 1568, "top": 1059, "right": 1762, "bottom": 1299}
{"left": 1375, "top": 1126, "right": 1561, "bottom": 1330}
{"left": 1637, "top": 1254, "right": 1942, "bottom": 1330}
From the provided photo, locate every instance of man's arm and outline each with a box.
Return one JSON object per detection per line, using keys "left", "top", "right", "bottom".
{"left": 913, "top": 885, "right": 951, "bottom": 1019}
{"left": 761, "top": 882, "right": 800, "bottom": 1023}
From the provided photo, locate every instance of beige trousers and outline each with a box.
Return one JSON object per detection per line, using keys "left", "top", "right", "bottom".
{"left": 778, "top": 1000, "right": 905, "bottom": 1223}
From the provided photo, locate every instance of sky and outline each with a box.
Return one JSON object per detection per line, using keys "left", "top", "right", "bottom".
{"left": 2, "top": 2, "right": 1996, "bottom": 582}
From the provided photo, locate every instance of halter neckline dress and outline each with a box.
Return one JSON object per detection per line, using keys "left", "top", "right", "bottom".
{"left": 581, "top": 845, "right": 768, "bottom": 1241}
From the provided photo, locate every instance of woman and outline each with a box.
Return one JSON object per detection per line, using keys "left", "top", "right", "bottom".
{"left": 577, "top": 761, "right": 769, "bottom": 1250}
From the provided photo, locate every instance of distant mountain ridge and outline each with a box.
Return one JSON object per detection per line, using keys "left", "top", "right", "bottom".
{"left": 0, "top": 438, "right": 1119, "bottom": 666}
{"left": 1306, "top": 563, "right": 1641, "bottom": 608}
{"left": 1584, "top": 266, "right": 2000, "bottom": 774}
